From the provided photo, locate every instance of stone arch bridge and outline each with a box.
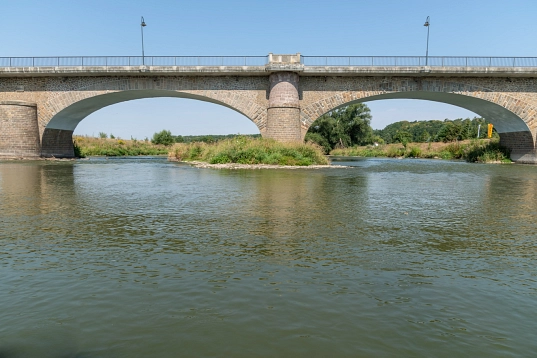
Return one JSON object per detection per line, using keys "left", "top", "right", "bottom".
{"left": 2, "top": 53, "right": 537, "bottom": 163}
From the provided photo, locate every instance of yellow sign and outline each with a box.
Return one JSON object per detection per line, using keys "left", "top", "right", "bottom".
{"left": 487, "top": 123, "right": 493, "bottom": 138}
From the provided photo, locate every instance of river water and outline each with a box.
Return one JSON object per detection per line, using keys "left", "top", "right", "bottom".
{"left": 0, "top": 157, "right": 536, "bottom": 357}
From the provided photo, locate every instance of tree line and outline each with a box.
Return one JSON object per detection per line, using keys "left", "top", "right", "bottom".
{"left": 305, "top": 103, "right": 498, "bottom": 153}
{"left": 373, "top": 117, "right": 498, "bottom": 145}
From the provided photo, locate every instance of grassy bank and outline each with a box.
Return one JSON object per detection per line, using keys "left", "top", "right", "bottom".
{"left": 330, "top": 139, "right": 512, "bottom": 163}
{"left": 73, "top": 136, "right": 170, "bottom": 157}
{"left": 169, "top": 136, "right": 329, "bottom": 166}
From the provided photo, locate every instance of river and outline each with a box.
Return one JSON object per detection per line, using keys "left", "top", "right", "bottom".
{"left": 0, "top": 157, "right": 536, "bottom": 357}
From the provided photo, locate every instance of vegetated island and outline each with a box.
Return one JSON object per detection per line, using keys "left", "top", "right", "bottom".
{"left": 168, "top": 136, "right": 333, "bottom": 168}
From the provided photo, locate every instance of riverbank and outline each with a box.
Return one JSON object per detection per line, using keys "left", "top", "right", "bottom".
{"left": 169, "top": 136, "right": 329, "bottom": 166}
{"left": 330, "top": 139, "right": 512, "bottom": 163}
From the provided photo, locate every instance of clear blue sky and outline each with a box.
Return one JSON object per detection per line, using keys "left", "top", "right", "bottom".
{"left": 4, "top": 0, "right": 536, "bottom": 138}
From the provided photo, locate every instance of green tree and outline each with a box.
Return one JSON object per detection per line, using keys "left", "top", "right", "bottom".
{"left": 98, "top": 132, "right": 108, "bottom": 139}
{"left": 437, "top": 121, "right": 463, "bottom": 142}
{"left": 393, "top": 130, "right": 412, "bottom": 147}
{"left": 419, "top": 130, "right": 431, "bottom": 143}
{"left": 152, "top": 130, "right": 174, "bottom": 146}
{"left": 306, "top": 103, "right": 374, "bottom": 151}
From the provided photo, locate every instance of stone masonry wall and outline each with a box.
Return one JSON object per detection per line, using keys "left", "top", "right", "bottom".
{"left": 266, "top": 108, "right": 302, "bottom": 141}
{"left": 0, "top": 100, "right": 40, "bottom": 157}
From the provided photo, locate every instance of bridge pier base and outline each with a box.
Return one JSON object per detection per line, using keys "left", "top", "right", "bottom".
{"left": 41, "top": 128, "right": 75, "bottom": 158}
{"left": 0, "top": 101, "right": 41, "bottom": 158}
{"left": 265, "top": 72, "right": 302, "bottom": 141}
{"left": 500, "top": 131, "right": 537, "bottom": 164}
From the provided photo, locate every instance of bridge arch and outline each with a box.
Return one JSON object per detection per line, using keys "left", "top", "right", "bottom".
{"left": 300, "top": 78, "right": 537, "bottom": 161}
{"left": 39, "top": 77, "right": 268, "bottom": 157}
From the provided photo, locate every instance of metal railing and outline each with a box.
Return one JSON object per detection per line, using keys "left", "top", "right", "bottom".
{"left": 300, "top": 56, "right": 537, "bottom": 67}
{"left": 0, "top": 56, "right": 268, "bottom": 67}
{"left": 2, "top": 55, "right": 537, "bottom": 68}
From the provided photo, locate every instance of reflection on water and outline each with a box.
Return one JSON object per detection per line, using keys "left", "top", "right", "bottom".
{"left": 1, "top": 157, "right": 536, "bottom": 357}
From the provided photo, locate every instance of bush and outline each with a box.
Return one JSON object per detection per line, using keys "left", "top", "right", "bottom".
{"left": 444, "top": 142, "right": 465, "bottom": 158}
{"left": 152, "top": 130, "right": 174, "bottom": 146}
{"left": 464, "top": 140, "right": 511, "bottom": 163}
{"left": 386, "top": 146, "right": 405, "bottom": 157}
{"left": 73, "top": 140, "right": 85, "bottom": 158}
{"left": 406, "top": 146, "right": 422, "bottom": 158}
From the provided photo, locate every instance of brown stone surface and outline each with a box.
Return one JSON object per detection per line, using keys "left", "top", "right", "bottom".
{"left": 0, "top": 101, "right": 40, "bottom": 157}
{"left": 266, "top": 108, "right": 302, "bottom": 141}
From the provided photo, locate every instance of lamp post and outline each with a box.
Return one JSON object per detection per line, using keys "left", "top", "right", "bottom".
{"left": 141, "top": 16, "right": 147, "bottom": 65}
{"left": 424, "top": 16, "right": 430, "bottom": 66}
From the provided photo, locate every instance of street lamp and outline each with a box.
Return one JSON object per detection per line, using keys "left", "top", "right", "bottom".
{"left": 424, "top": 16, "right": 430, "bottom": 66}
{"left": 141, "top": 16, "right": 147, "bottom": 65}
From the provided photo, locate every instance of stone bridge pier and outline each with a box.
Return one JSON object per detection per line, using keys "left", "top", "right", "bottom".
{"left": 266, "top": 72, "right": 302, "bottom": 141}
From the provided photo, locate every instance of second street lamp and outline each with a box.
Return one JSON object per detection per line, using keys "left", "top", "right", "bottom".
{"left": 141, "top": 16, "right": 147, "bottom": 65}
{"left": 424, "top": 16, "right": 430, "bottom": 66}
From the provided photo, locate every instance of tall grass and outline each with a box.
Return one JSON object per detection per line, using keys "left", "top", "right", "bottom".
{"left": 464, "top": 140, "right": 512, "bottom": 163}
{"left": 73, "top": 136, "right": 170, "bottom": 157}
{"left": 330, "top": 139, "right": 511, "bottom": 163}
{"left": 170, "top": 136, "right": 329, "bottom": 166}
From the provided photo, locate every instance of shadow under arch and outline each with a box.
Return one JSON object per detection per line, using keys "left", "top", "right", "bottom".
{"left": 302, "top": 90, "right": 536, "bottom": 162}
{"left": 41, "top": 89, "right": 263, "bottom": 157}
